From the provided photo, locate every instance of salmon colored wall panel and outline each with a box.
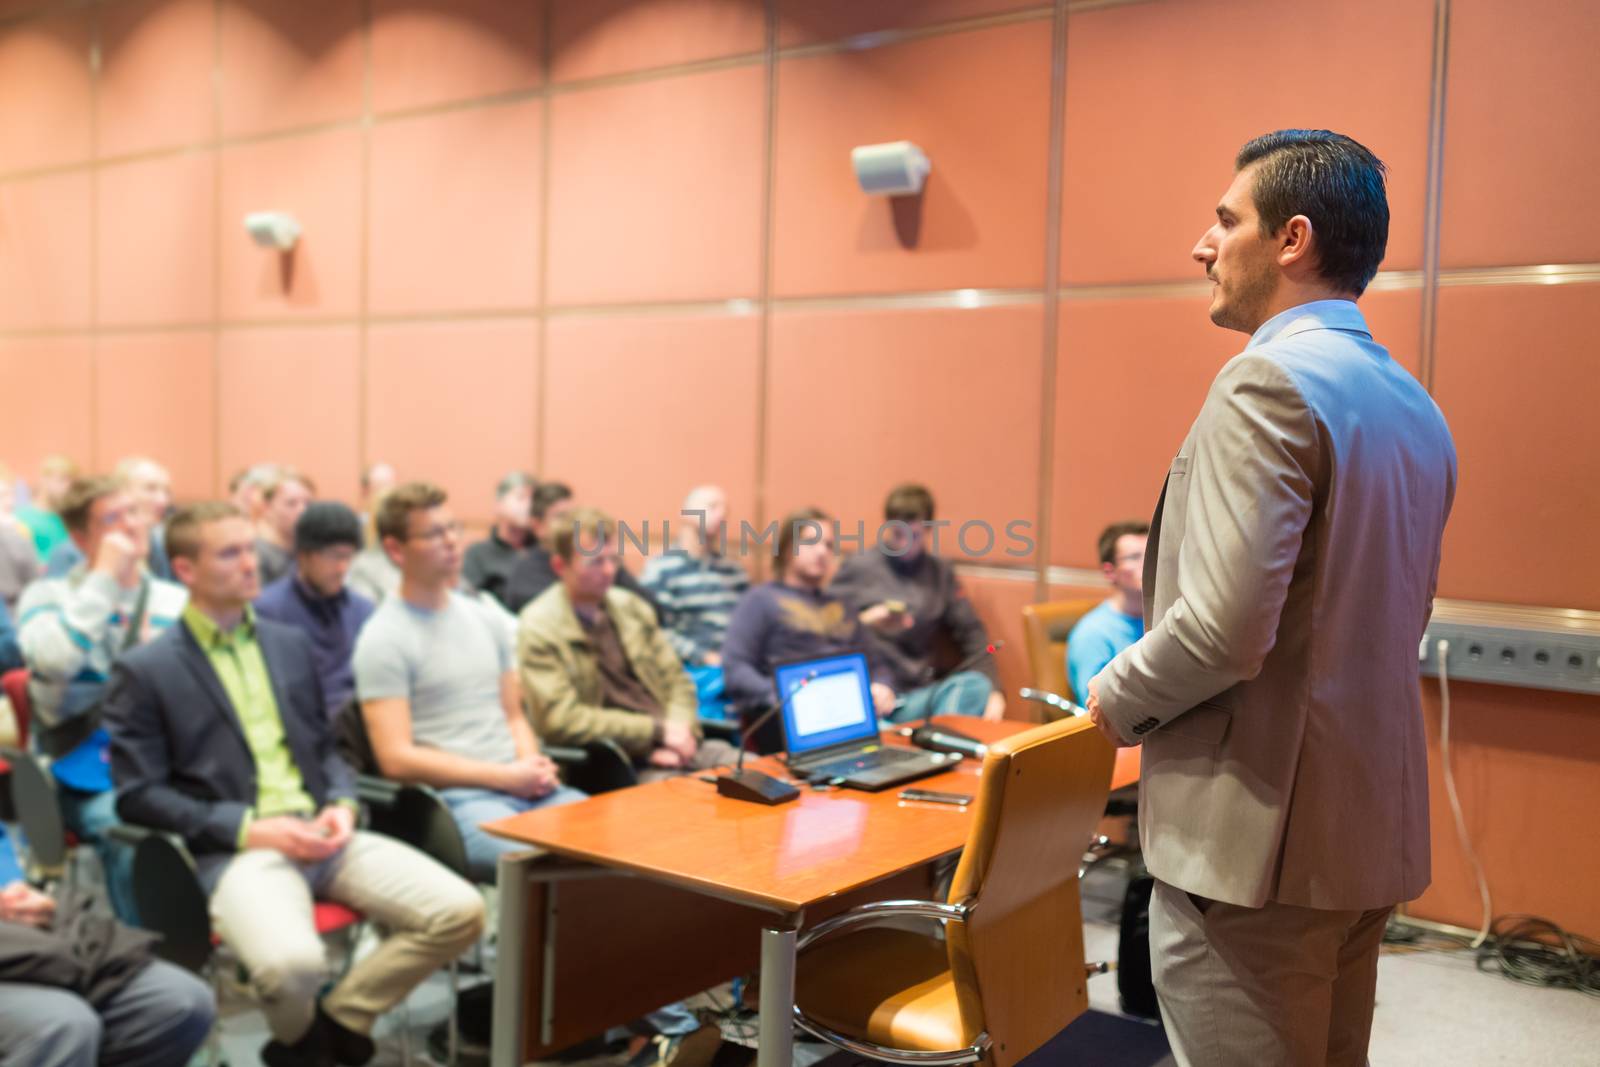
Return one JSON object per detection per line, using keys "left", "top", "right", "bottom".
{"left": 219, "top": 0, "right": 364, "bottom": 138}
{"left": 547, "top": 66, "right": 764, "bottom": 305}
{"left": 1357, "top": 288, "right": 1425, "bottom": 382}
{"left": 217, "top": 327, "right": 361, "bottom": 503}
{"left": 218, "top": 129, "right": 363, "bottom": 320}
{"left": 1432, "top": 284, "right": 1600, "bottom": 609}
{"left": 1051, "top": 296, "right": 1234, "bottom": 568}
{"left": 368, "top": 100, "right": 543, "bottom": 314}
{"left": 98, "top": 0, "right": 215, "bottom": 159}
{"left": 772, "top": 21, "right": 1052, "bottom": 297}
{"left": 1412, "top": 682, "right": 1600, "bottom": 936}
{"left": 775, "top": 0, "right": 1044, "bottom": 47}
{"left": 543, "top": 313, "right": 761, "bottom": 545}
{"left": 0, "top": 337, "right": 93, "bottom": 474}
{"left": 1441, "top": 1, "right": 1600, "bottom": 267}
{"left": 0, "top": 9, "right": 92, "bottom": 173}
{"left": 95, "top": 152, "right": 216, "bottom": 327}
{"left": 549, "top": 0, "right": 765, "bottom": 84}
{"left": 370, "top": 0, "right": 544, "bottom": 114}
{"left": 93, "top": 332, "right": 216, "bottom": 501}
{"left": 365, "top": 319, "right": 540, "bottom": 525}
{"left": 0, "top": 171, "right": 91, "bottom": 330}
{"left": 1060, "top": 0, "right": 1433, "bottom": 285}
{"left": 766, "top": 305, "right": 1043, "bottom": 566}
{"left": 958, "top": 572, "right": 1038, "bottom": 720}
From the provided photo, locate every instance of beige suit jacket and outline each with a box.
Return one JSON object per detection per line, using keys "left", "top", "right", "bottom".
{"left": 1095, "top": 300, "right": 1456, "bottom": 910}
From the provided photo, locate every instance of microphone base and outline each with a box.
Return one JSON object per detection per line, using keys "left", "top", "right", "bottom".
{"left": 910, "top": 726, "right": 988, "bottom": 761}
{"left": 716, "top": 769, "right": 800, "bottom": 805}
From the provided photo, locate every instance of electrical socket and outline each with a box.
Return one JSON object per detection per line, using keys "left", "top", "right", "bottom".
{"left": 1418, "top": 621, "right": 1600, "bottom": 695}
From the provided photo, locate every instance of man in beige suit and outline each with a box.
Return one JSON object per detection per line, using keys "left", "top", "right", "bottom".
{"left": 1086, "top": 130, "right": 1456, "bottom": 1066}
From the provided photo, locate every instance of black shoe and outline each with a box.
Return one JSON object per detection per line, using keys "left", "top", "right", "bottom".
{"left": 317, "top": 1003, "right": 377, "bottom": 1067}
{"left": 262, "top": 1022, "right": 335, "bottom": 1067}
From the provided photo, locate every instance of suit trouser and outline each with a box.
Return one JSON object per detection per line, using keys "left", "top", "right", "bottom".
{"left": 209, "top": 830, "right": 484, "bottom": 1042}
{"left": 0, "top": 959, "right": 214, "bottom": 1067}
{"left": 1149, "top": 879, "right": 1392, "bottom": 1067}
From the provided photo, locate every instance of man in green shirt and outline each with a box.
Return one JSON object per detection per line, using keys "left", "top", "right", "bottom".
{"left": 105, "top": 502, "right": 484, "bottom": 1067}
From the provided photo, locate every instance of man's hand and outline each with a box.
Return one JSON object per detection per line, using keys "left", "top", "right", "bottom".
{"left": 870, "top": 683, "right": 897, "bottom": 718}
{"left": 0, "top": 880, "right": 56, "bottom": 926}
{"left": 982, "top": 690, "right": 1006, "bottom": 722}
{"left": 700, "top": 651, "right": 723, "bottom": 667}
{"left": 246, "top": 815, "right": 344, "bottom": 863}
{"left": 646, "top": 746, "right": 685, "bottom": 769}
{"left": 860, "top": 603, "right": 914, "bottom": 635}
{"left": 498, "top": 755, "right": 561, "bottom": 799}
{"left": 92, "top": 530, "right": 144, "bottom": 589}
{"left": 312, "top": 805, "right": 356, "bottom": 851}
{"left": 1085, "top": 677, "right": 1127, "bottom": 748}
{"left": 660, "top": 720, "right": 698, "bottom": 763}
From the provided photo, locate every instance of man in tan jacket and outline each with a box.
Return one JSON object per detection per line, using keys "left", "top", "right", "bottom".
{"left": 518, "top": 507, "right": 736, "bottom": 779}
{"left": 1087, "top": 130, "right": 1456, "bottom": 1066}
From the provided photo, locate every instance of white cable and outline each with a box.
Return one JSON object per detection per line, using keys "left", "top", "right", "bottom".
{"left": 1437, "top": 638, "right": 1493, "bottom": 947}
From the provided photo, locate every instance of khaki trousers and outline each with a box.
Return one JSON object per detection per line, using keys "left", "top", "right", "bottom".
{"left": 1149, "top": 879, "right": 1392, "bottom": 1067}
{"left": 210, "top": 830, "right": 484, "bottom": 1042}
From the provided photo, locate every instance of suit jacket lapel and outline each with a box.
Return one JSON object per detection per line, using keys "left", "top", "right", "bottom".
{"left": 175, "top": 625, "right": 249, "bottom": 749}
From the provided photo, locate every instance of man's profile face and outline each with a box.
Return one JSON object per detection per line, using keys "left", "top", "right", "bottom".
{"left": 82, "top": 490, "right": 146, "bottom": 560}
{"left": 266, "top": 480, "right": 311, "bottom": 539}
{"left": 182, "top": 517, "right": 259, "bottom": 606}
{"left": 397, "top": 505, "right": 462, "bottom": 584}
{"left": 787, "top": 524, "right": 837, "bottom": 585}
{"left": 1104, "top": 533, "right": 1147, "bottom": 598}
{"left": 495, "top": 485, "right": 532, "bottom": 531}
{"left": 1193, "top": 164, "right": 1282, "bottom": 334}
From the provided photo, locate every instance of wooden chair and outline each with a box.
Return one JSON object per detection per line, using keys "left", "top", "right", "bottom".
{"left": 1020, "top": 599, "right": 1100, "bottom": 708}
{"left": 791, "top": 716, "right": 1116, "bottom": 1067}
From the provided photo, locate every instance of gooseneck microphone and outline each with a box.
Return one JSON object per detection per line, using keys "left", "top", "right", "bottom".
{"left": 714, "top": 671, "right": 816, "bottom": 805}
{"left": 905, "top": 640, "right": 1004, "bottom": 760}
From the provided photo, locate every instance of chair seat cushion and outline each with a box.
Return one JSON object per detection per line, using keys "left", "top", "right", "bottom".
{"left": 314, "top": 901, "right": 361, "bottom": 934}
{"left": 797, "top": 926, "right": 979, "bottom": 1053}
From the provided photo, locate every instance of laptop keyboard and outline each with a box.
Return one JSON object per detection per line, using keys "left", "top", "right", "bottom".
{"left": 798, "top": 746, "right": 921, "bottom": 780}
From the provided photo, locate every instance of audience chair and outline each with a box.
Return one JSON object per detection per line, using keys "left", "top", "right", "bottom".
{"left": 791, "top": 716, "right": 1115, "bottom": 1067}
{"left": 1019, "top": 599, "right": 1099, "bottom": 707}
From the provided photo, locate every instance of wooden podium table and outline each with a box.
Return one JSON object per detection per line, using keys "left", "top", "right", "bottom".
{"left": 484, "top": 718, "right": 1136, "bottom": 1067}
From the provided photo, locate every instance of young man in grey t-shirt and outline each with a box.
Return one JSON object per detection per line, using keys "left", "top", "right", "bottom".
{"left": 352, "top": 483, "right": 584, "bottom": 883}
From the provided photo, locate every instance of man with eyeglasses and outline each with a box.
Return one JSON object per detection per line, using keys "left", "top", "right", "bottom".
{"left": 16, "top": 475, "right": 189, "bottom": 924}
{"left": 353, "top": 482, "right": 584, "bottom": 883}
{"left": 1065, "top": 520, "right": 1149, "bottom": 704}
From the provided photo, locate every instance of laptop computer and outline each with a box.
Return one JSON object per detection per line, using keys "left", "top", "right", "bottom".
{"left": 775, "top": 652, "right": 961, "bottom": 791}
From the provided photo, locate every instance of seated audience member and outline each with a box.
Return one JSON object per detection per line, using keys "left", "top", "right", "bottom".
{"left": 0, "top": 465, "right": 40, "bottom": 608}
{"left": 117, "top": 457, "right": 176, "bottom": 581}
{"left": 104, "top": 502, "right": 484, "bottom": 1067}
{"left": 640, "top": 485, "right": 748, "bottom": 668}
{"left": 357, "top": 462, "right": 397, "bottom": 546}
{"left": 254, "top": 469, "right": 314, "bottom": 586}
{"left": 1065, "top": 520, "right": 1149, "bottom": 703}
{"left": 255, "top": 502, "right": 375, "bottom": 715}
{"left": 15, "top": 454, "right": 76, "bottom": 563}
{"left": 462, "top": 471, "right": 536, "bottom": 608}
{"left": 17, "top": 476, "right": 188, "bottom": 923}
{"left": 518, "top": 507, "right": 737, "bottom": 780}
{"left": 353, "top": 483, "right": 583, "bottom": 883}
{"left": 503, "top": 482, "right": 660, "bottom": 616}
{"left": 721, "top": 509, "right": 897, "bottom": 722}
{"left": 0, "top": 597, "right": 20, "bottom": 674}
{"left": 347, "top": 540, "right": 400, "bottom": 605}
{"left": 229, "top": 462, "right": 280, "bottom": 524}
{"left": 830, "top": 484, "right": 1004, "bottom": 723}
{"left": 0, "top": 879, "right": 214, "bottom": 1067}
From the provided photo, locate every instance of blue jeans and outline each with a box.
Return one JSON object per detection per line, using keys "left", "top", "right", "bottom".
{"left": 887, "top": 670, "right": 993, "bottom": 724}
{"left": 440, "top": 785, "right": 588, "bottom": 884}
{"left": 57, "top": 785, "right": 140, "bottom": 925}
{"left": 0, "top": 958, "right": 214, "bottom": 1067}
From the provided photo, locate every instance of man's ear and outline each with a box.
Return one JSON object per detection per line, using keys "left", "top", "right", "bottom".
{"left": 1101, "top": 561, "right": 1116, "bottom": 583}
{"left": 1277, "top": 214, "right": 1315, "bottom": 268}
{"left": 550, "top": 554, "right": 567, "bottom": 578}
{"left": 172, "top": 555, "right": 195, "bottom": 587}
{"left": 380, "top": 534, "right": 405, "bottom": 567}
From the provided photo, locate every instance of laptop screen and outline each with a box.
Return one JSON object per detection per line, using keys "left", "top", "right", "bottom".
{"left": 775, "top": 652, "right": 879, "bottom": 757}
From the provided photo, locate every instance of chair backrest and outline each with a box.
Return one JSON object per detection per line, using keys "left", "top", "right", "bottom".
{"left": 945, "top": 716, "right": 1115, "bottom": 1067}
{"left": 1020, "top": 599, "right": 1099, "bottom": 706}
{"left": 1, "top": 668, "right": 31, "bottom": 745}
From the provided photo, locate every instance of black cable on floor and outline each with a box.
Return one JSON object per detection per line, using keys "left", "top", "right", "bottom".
{"left": 1475, "top": 914, "right": 1600, "bottom": 998}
